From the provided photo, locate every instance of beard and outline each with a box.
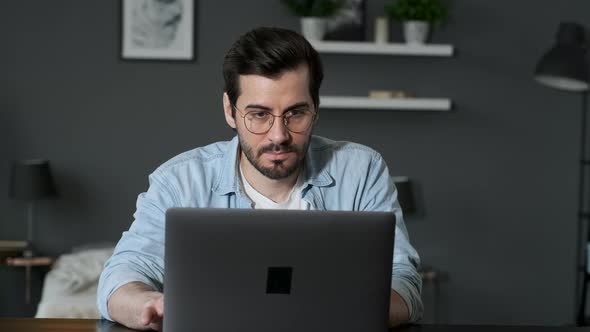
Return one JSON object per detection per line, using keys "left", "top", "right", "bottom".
{"left": 238, "top": 131, "right": 310, "bottom": 180}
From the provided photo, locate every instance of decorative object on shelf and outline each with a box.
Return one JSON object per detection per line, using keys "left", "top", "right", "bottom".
{"left": 392, "top": 176, "right": 417, "bottom": 214}
{"left": 374, "top": 16, "right": 389, "bottom": 44}
{"left": 281, "top": 0, "right": 344, "bottom": 40}
{"left": 369, "top": 90, "right": 413, "bottom": 99}
{"left": 384, "top": 0, "right": 448, "bottom": 44}
{"left": 324, "top": 0, "right": 366, "bottom": 41}
{"left": 120, "top": 0, "right": 196, "bottom": 61}
{"left": 302, "top": 17, "right": 328, "bottom": 40}
{"left": 9, "top": 159, "right": 58, "bottom": 250}
{"left": 533, "top": 22, "right": 589, "bottom": 326}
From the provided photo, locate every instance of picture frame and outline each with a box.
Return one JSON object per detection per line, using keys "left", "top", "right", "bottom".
{"left": 324, "top": 0, "right": 367, "bottom": 41}
{"left": 120, "top": 0, "right": 196, "bottom": 61}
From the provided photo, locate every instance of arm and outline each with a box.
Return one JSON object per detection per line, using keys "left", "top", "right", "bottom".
{"left": 108, "top": 282, "right": 164, "bottom": 331}
{"left": 389, "top": 289, "right": 410, "bottom": 327}
{"left": 361, "top": 153, "right": 424, "bottom": 326}
{"left": 97, "top": 173, "right": 178, "bottom": 327}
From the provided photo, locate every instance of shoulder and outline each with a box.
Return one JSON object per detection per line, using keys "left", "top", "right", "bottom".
{"left": 307, "top": 135, "right": 388, "bottom": 186}
{"left": 309, "top": 135, "right": 383, "bottom": 164}
{"left": 151, "top": 139, "right": 233, "bottom": 179}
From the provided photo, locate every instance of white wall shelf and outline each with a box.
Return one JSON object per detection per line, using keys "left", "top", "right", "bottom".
{"left": 320, "top": 96, "right": 452, "bottom": 111}
{"left": 310, "top": 41, "right": 454, "bottom": 57}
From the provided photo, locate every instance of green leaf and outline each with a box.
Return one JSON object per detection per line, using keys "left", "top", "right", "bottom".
{"left": 383, "top": 0, "right": 448, "bottom": 25}
{"left": 281, "top": 0, "right": 344, "bottom": 17}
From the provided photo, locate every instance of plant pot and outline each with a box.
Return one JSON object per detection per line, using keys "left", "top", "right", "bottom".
{"left": 403, "top": 20, "right": 430, "bottom": 44}
{"left": 300, "top": 17, "right": 327, "bottom": 41}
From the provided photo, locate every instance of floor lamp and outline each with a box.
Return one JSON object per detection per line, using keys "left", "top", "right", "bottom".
{"left": 534, "top": 22, "right": 590, "bottom": 325}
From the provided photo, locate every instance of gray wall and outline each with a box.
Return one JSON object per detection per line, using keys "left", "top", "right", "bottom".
{"left": 0, "top": 0, "right": 588, "bottom": 324}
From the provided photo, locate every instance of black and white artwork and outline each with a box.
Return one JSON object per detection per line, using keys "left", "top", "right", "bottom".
{"left": 324, "top": 0, "right": 366, "bottom": 41}
{"left": 121, "top": 0, "right": 195, "bottom": 61}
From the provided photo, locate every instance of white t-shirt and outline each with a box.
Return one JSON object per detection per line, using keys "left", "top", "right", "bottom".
{"left": 239, "top": 166, "right": 310, "bottom": 210}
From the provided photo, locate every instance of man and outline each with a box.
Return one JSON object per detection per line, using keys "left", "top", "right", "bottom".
{"left": 97, "top": 27, "right": 423, "bottom": 331}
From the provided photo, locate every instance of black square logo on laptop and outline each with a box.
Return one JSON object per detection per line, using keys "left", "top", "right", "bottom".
{"left": 266, "top": 267, "right": 293, "bottom": 294}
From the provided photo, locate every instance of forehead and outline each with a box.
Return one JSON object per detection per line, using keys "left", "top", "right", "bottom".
{"left": 237, "top": 65, "right": 311, "bottom": 104}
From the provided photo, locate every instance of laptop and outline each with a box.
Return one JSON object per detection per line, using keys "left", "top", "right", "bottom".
{"left": 164, "top": 208, "right": 396, "bottom": 332}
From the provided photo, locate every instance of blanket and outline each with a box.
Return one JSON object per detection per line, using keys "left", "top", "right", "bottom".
{"left": 35, "top": 247, "right": 114, "bottom": 319}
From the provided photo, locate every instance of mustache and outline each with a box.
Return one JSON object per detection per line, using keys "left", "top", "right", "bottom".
{"left": 257, "top": 143, "right": 297, "bottom": 156}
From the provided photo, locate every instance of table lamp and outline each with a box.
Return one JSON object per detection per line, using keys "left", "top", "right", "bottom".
{"left": 534, "top": 22, "right": 590, "bottom": 325}
{"left": 9, "top": 159, "right": 57, "bottom": 251}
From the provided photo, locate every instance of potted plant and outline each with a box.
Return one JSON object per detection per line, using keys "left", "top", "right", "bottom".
{"left": 281, "top": 0, "right": 344, "bottom": 40}
{"left": 385, "top": 0, "right": 447, "bottom": 44}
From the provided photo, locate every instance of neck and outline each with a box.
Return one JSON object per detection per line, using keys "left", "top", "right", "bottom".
{"left": 239, "top": 152, "right": 300, "bottom": 203}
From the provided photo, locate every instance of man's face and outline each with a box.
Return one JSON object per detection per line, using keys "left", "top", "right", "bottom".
{"left": 224, "top": 65, "right": 315, "bottom": 180}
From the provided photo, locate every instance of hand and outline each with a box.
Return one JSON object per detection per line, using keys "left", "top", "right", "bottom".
{"left": 140, "top": 293, "right": 164, "bottom": 331}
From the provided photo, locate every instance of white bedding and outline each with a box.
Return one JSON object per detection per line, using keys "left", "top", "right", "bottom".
{"left": 35, "top": 247, "right": 114, "bottom": 319}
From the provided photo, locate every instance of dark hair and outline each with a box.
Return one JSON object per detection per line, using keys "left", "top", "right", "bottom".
{"left": 223, "top": 27, "right": 324, "bottom": 117}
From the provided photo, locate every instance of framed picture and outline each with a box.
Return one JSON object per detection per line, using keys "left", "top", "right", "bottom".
{"left": 121, "top": 0, "right": 195, "bottom": 61}
{"left": 324, "top": 0, "right": 367, "bottom": 41}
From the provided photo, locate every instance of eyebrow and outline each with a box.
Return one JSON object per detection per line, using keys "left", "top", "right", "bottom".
{"left": 244, "top": 102, "right": 311, "bottom": 113}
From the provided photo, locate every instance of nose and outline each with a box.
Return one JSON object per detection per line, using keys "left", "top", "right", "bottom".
{"left": 266, "top": 116, "right": 290, "bottom": 144}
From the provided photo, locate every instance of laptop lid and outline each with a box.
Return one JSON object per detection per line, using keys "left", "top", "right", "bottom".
{"left": 164, "top": 208, "right": 395, "bottom": 332}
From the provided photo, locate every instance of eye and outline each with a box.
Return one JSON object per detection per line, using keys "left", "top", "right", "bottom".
{"left": 250, "top": 111, "right": 270, "bottom": 119}
{"left": 286, "top": 109, "right": 308, "bottom": 117}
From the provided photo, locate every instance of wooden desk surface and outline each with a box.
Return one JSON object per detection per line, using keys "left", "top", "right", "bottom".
{"left": 0, "top": 318, "right": 134, "bottom": 332}
{"left": 1, "top": 318, "right": 588, "bottom": 332}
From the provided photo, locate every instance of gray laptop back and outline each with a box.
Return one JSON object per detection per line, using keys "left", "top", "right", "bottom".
{"left": 164, "top": 208, "right": 395, "bottom": 332}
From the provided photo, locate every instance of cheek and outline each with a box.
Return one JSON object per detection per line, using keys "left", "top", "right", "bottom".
{"left": 238, "top": 127, "right": 264, "bottom": 149}
{"left": 292, "top": 134, "right": 311, "bottom": 149}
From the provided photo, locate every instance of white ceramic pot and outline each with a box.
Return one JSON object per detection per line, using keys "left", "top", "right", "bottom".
{"left": 403, "top": 20, "right": 430, "bottom": 44}
{"left": 300, "top": 17, "right": 327, "bottom": 40}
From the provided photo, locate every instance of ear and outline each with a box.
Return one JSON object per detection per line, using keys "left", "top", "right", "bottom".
{"left": 223, "top": 92, "right": 237, "bottom": 129}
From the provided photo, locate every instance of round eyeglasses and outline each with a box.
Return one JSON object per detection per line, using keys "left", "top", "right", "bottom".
{"left": 232, "top": 104, "right": 317, "bottom": 134}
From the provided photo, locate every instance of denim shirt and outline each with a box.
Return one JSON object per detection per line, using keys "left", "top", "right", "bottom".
{"left": 97, "top": 135, "right": 424, "bottom": 322}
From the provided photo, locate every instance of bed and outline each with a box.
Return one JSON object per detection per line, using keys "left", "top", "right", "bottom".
{"left": 35, "top": 245, "right": 114, "bottom": 319}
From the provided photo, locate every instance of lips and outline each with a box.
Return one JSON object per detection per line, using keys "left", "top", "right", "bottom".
{"left": 264, "top": 151, "right": 294, "bottom": 161}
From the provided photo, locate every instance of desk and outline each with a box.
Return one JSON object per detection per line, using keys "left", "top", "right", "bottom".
{"left": 0, "top": 319, "right": 588, "bottom": 332}
{"left": 0, "top": 319, "right": 122, "bottom": 332}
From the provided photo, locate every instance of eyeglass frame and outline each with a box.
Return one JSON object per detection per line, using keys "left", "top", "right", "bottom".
{"left": 231, "top": 103, "right": 318, "bottom": 134}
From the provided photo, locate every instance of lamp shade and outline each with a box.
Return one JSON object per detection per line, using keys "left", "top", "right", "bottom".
{"left": 9, "top": 159, "right": 57, "bottom": 200}
{"left": 534, "top": 22, "right": 590, "bottom": 92}
{"left": 393, "top": 176, "right": 416, "bottom": 215}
